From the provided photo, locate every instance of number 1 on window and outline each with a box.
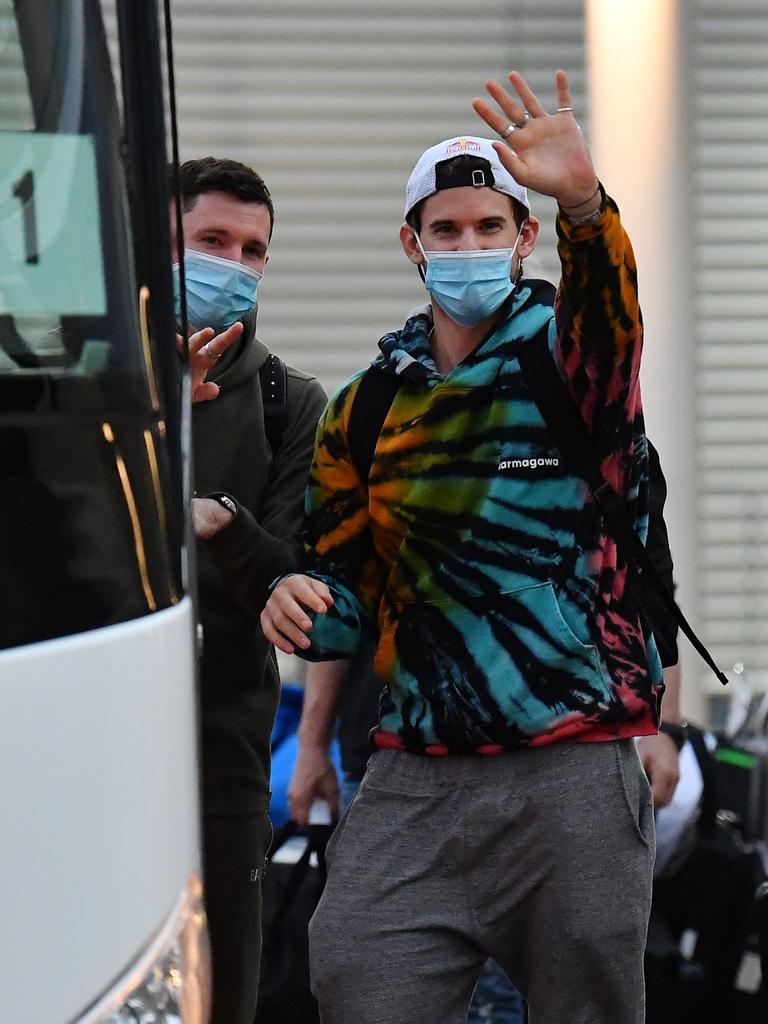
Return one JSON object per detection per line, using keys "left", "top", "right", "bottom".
{"left": 13, "top": 170, "right": 39, "bottom": 265}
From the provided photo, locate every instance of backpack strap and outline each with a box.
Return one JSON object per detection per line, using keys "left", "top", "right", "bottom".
{"left": 260, "top": 353, "right": 289, "bottom": 457}
{"left": 643, "top": 440, "right": 678, "bottom": 668}
{"left": 517, "top": 336, "right": 728, "bottom": 687}
{"left": 348, "top": 365, "right": 402, "bottom": 481}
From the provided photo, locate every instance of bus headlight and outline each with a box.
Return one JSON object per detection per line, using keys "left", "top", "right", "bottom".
{"left": 83, "top": 874, "right": 210, "bottom": 1024}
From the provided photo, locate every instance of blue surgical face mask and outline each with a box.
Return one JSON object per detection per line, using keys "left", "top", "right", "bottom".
{"left": 173, "top": 249, "right": 262, "bottom": 330}
{"left": 417, "top": 227, "right": 524, "bottom": 328}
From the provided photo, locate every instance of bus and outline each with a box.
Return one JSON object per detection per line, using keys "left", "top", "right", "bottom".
{"left": 0, "top": 1, "right": 208, "bottom": 1021}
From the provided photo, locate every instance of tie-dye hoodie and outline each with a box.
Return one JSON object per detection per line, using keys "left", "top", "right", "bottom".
{"left": 295, "top": 195, "right": 663, "bottom": 754}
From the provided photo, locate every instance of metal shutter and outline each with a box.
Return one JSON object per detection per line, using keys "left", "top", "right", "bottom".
{"left": 104, "top": 0, "right": 587, "bottom": 395}
{"left": 0, "top": 9, "right": 35, "bottom": 129}
{"left": 692, "top": 1, "right": 768, "bottom": 695}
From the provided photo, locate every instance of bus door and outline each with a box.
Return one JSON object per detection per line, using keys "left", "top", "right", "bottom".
{"left": 0, "top": 1, "right": 208, "bottom": 1021}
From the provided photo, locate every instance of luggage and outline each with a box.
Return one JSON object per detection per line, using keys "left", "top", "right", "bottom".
{"left": 646, "top": 722, "right": 768, "bottom": 1023}
{"left": 254, "top": 821, "right": 331, "bottom": 1024}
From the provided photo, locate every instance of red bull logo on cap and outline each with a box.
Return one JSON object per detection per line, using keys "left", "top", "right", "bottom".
{"left": 445, "top": 138, "right": 482, "bottom": 157}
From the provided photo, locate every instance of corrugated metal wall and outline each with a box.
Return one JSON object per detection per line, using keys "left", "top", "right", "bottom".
{"left": 105, "top": 0, "right": 588, "bottom": 394}
{"left": 0, "top": 9, "right": 34, "bottom": 129}
{"left": 692, "top": 0, "right": 768, "bottom": 694}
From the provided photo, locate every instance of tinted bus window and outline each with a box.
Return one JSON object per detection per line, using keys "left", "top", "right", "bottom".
{"left": 0, "top": 0, "right": 181, "bottom": 648}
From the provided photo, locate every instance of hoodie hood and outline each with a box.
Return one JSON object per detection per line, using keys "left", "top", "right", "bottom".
{"left": 375, "top": 278, "right": 557, "bottom": 386}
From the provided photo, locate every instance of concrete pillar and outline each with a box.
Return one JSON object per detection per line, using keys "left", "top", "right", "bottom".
{"left": 585, "top": 0, "right": 704, "bottom": 720}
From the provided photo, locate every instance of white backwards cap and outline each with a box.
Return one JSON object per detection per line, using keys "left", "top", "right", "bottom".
{"left": 404, "top": 136, "right": 530, "bottom": 219}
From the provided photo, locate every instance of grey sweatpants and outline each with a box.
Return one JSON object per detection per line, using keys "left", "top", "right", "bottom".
{"left": 309, "top": 739, "right": 654, "bottom": 1024}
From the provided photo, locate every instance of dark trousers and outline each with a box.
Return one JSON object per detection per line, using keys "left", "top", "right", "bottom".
{"left": 203, "top": 811, "right": 272, "bottom": 1024}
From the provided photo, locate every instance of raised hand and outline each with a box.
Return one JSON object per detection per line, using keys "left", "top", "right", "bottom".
{"left": 473, "top": 70, "right": 599, "bottom": 212}
{"left": 179, "top": 320, "right": 243, "bottom": 404}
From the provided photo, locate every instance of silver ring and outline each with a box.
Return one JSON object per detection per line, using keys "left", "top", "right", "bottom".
{"left": 501, "top": 123, "right": 516, "bottom": 139}
{"left": 204, "top": 340, "right": 219, "bottom": 360}
{"left": 513, "top": 114, "right": 529, "bottom": 130}
{"left": 557, "top": 106, "right": 574, "bottom": 113}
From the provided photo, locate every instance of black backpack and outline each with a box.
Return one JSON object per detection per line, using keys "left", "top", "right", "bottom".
{"left": 647, "top": 724, "right": 768, "bottom": 1023}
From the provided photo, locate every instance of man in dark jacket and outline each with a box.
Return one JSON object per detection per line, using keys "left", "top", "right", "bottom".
{"left": 171, "top": 157, "right": 327, "bottom": 1024}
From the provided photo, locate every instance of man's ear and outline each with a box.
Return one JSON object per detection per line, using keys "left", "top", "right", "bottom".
{"left": 518, "top": 216, "right": 540, "bottom": 259}
{"left": 399, "top": 222, "right": 424, "bottom": 266}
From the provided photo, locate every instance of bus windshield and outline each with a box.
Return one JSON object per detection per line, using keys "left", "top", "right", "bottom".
{"left": 0, "top": 0, "right": 150, "bottom": 413}
{"left": 0, "top": 0, "right": 182, "bottom": 649}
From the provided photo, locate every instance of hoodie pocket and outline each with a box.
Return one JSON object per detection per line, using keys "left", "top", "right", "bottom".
{"left": 383, "top": 580, "right": 602, "bottom": 696}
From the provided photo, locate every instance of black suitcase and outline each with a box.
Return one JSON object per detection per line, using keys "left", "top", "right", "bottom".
{"left": 646, "top": 725, "right": 768, "bottom": 1023}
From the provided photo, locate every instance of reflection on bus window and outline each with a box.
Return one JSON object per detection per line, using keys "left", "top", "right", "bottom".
{"left": 0, "top": 0, "right": 180, "bottom": 649}
{"left": 0, "top": 0, "right": 146, "bottom": 406}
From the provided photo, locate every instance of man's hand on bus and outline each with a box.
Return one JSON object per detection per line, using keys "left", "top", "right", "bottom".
{"left": 179, "top": 321, "right": 243, "bottom": 403}
{"left": 260, "top": 575, "right": 334, "bottom": 654}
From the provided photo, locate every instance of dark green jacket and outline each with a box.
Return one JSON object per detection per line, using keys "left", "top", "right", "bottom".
{"left": 192, "top": 309, "right": 327, "bottom": 814}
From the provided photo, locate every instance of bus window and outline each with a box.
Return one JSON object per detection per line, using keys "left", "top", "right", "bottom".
{"left": 0, "top": 0, "right": 152, "bottom": 398}
{"left": 0, "top": 0, "right": 182, "bottom": 648}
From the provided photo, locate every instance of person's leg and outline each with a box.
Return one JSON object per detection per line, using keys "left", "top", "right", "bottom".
{"left": 312, "top": 740, "right": 652, "bottom": 1024}
{"left": 483, "top": 740, "right": 654, "bottom": 1024}
{"left": 202, "top": 811, "right": 272, "bottom": 1024}
{"left": 467, "top": 959, "right": 526, "bottom": 1024}
{"left": 309, "top": 751, "right": 487, "bottom": 1024}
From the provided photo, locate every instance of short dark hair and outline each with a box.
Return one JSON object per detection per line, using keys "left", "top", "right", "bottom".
{"left": 170, "top": 157, "right": 275, "bottom": 239}
{"left": 405, "top": 154, "right": 527, "bottom": 235}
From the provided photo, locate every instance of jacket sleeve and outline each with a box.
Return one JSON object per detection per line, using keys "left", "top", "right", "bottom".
{"left": 553, "top": 192, "right": 644, "bottom": 458}
{"left": 287, "top": 373, "right": 387, "bottom": 660}
{"left": 204, "top": 371, "right": 328, "bottom": 617}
